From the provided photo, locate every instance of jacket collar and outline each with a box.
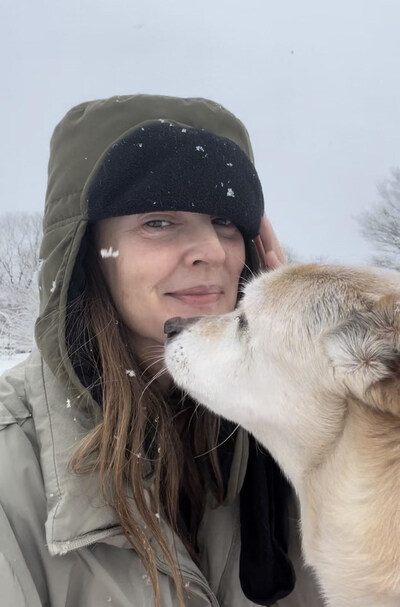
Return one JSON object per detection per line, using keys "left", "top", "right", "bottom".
{"left": 25, "top": 351, "right": 249, "bottom": 556}
{"left": 26, "top": 351, "right": 119, "bottom": 555}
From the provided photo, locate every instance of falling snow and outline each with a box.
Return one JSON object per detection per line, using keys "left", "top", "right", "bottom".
{"left": 66, "top": 399, "right": 71, "bottom": 408}
{"left": 50, "top": 280, "right": 56, "bottom": 293}
{"left": 100, "top": 247, "right": 119, "bottom": 258}
{"left": 227, "top": 188, "right": 235, "bottom": 197}
{"left": 57, "top": 542, "right": 71, "bottom": 555}
{"left": 195, "top": 146, "right": 205, "bottom": 152}
{"left": 126, "top": 369, "right": 136, "bottom": 377}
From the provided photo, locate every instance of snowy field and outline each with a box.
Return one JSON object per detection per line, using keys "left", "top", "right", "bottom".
{"left": 0, "top": 352, "right": 30, "bottom": 376}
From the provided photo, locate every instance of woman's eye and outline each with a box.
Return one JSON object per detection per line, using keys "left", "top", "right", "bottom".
{"left": 212, "top": 217, "right": 234, "bottom": 227}
{"left": 144, "top": 219, "right": 171, "bottom": 229}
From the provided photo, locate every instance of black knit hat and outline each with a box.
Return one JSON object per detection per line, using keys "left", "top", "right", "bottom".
{"left": 86, "top": 121, "right": 264, "bottom": 241}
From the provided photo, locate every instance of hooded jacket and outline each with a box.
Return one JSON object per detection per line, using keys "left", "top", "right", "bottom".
{"left": 0, "top": 95, "right": 323, "bottom": 607}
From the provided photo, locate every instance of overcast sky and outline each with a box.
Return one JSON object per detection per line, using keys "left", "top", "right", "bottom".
{"left": 2, "top": 0, "right": 400, "bottom": 264}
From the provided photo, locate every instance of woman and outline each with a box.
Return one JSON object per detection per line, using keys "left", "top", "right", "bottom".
{"left": 0, "top": 95, "right": 321, "bottom": 606}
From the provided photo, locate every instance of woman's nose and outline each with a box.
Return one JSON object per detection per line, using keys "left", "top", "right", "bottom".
{"left": 185, "top": 225, "right": 226, "bottom": 266}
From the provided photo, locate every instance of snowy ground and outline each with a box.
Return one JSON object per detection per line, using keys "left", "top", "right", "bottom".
{"left": 0, "top": 352, "right": 30, "bottom": 376}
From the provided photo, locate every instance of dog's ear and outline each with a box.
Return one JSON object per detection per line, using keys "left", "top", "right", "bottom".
{"left": 324, "top": 294, "right": 400, "bottom": 415}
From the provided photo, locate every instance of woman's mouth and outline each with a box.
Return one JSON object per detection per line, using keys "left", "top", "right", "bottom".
{"left": 166, "top": 285, "right": 223, "bottom": 306}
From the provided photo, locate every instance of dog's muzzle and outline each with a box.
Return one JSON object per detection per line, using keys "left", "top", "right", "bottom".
{"left": 164, "top": 316, "right": 200, "bottom": 339}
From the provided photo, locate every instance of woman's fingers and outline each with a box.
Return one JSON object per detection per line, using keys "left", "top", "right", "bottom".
{"left": 254, "top": 216, "right": 286, "bottom": 269}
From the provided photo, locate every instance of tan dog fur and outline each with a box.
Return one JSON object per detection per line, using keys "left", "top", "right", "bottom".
{"left": 165, "top": 264, "right": 400, "bottom": 607}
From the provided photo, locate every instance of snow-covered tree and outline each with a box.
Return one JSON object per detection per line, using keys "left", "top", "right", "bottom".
{"left": 0, "top": 212, "right": 42, "bottom": 354}
{"left": 358, "top": 168, "right": 400, "bottom": 270}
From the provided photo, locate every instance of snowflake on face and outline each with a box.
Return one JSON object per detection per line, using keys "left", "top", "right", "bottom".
{"left": 100, "top": 247, "right": 119, "bottom": 258}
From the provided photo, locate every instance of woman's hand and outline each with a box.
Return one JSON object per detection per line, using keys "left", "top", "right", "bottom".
{"left": 253, "top": 216, "right": 286, "bottom": 270}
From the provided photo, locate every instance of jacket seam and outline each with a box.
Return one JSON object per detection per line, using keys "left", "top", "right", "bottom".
{"left": 44, "top": 212, "right": 84, "bottom": 233}
{"left": 47, "top": 189, "right": 83, "bottom": 205}
{"left": 23, "top": 360, "right": 31, "bottom": 415}
{"left": 40, "top": 356, "right": 63, "bottom": 532}
{"left": 216, "top": 520, "right": 240, "bottom": 604}
{"left": 19, "top": 416, "right": 33, "bottom": 429}
{"left": 0, "top": 417, "right": 31, "bottom": 431}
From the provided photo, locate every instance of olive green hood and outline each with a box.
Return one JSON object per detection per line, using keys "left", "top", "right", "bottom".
{"left": 35, "top": 94, "right": 256, "bottom": 404}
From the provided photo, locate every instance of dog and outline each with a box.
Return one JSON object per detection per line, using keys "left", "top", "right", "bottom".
{"left": 164, "top": 263, "right": 400, "bottom": 607}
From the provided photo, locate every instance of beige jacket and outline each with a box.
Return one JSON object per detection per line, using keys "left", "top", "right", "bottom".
{"left": 0, "top": 351, "right": 322, "bottom": 607}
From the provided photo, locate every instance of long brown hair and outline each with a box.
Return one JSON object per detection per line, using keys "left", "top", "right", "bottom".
{"left": 68, "top": 239, "right": 233, "bottom": 607}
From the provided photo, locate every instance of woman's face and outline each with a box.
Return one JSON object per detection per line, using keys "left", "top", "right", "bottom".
{"left": 95, "top": 211, "right": 246, "bottom": 360}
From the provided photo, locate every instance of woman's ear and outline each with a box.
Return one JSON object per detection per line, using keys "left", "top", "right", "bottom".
{"left": 323, "top": 294, "right": 400, "bottom": 416}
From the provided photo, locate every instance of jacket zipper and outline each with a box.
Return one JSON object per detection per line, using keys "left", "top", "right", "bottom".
{"left": 155, "top": 557, "right": 220, "bottom": 607}
{"left": 53, "top": 530, "right": 220, "bottom": 605}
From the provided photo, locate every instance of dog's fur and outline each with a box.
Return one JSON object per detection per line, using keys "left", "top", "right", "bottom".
{"left": 165, "top": 264, "right": 400, "bottom": 607}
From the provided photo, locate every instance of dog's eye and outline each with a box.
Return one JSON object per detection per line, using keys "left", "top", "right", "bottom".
{"left": 236, "top": 313, "right": 248, "bottom": 332}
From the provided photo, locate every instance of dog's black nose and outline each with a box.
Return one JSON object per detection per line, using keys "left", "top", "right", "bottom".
{"left": 164, "top": 317, "right": 184, "bottom": 338}
{"left": 164, "top": 316, "right": 200, "bottom": 338}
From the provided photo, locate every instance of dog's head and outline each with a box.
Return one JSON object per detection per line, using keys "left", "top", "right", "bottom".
{"left": 164, "top": 264, "right": 400, "bottom": 433}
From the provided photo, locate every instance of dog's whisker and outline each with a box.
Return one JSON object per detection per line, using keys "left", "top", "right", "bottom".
{"left": 194, "top": 423, "right": 240, "bottom": 458}
{"left": 140, "top": 357, "right": 165, "bottom": 376}
{"left": 139, "top": 366, "right": 168, "bottom": 401}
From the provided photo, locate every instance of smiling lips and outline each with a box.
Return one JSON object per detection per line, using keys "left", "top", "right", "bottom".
{"left": 167, "top": 285, "right": 224, "bottom": 306}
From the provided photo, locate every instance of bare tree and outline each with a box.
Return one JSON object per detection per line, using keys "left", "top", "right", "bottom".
{"left": 0, "top": 212, "right": 42, "bottom": 355}
{"left": 0, "top": 212, "right": 42, "bottom": 288}
{"left": 358, "top": 167, "right": 400, "bottom": 270}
